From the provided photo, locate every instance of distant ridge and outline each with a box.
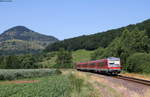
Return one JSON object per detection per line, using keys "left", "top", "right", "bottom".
{"left": 0, "top": 26, "right": 59, "bottom": 55}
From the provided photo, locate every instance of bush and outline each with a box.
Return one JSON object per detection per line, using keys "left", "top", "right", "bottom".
{"left": 0, "top": 69, "right": 61, "bottom": 80}
{"left": 126, "top": 53, "right": 150, "bottom": 73}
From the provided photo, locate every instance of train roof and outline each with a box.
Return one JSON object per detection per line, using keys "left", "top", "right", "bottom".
{"left": 107, "top": 57, "right": 120, "bottom": 60}
{"left": 77, "top": 59, "right": 107, "bottom": 64}
{"left": 76, "top": 57, "right": 120, "bottom": 65}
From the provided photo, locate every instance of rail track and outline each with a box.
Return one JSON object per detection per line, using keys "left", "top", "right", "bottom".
{"left": 78, "top": 70, "right": 150, "bottom": 86}
{"left": 114, "top": 75, "right": 150, "bottom": 86}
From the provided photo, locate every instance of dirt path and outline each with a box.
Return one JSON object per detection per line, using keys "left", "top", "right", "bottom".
{"left": 0, "top": 80, "right": 39, "bottom": 84}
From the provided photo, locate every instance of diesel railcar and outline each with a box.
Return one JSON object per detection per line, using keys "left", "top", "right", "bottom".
{"left": 76, "top": 57, "right": 121, "bottom": 75}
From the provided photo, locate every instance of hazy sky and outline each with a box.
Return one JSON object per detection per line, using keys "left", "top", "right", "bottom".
{"left": 0, "top": 0, "right": 150, "bottom": 40}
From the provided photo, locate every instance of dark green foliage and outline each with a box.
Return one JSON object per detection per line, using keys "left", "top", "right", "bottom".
{"left": 1, "top": 55, "right": 36, "bottom": 69}
{"left": 46, "top": 19, "right": 150, "bottom": 52}
{"left": 46, "top": 29, "right": 123, "bottom": 51}
{"left": 5, "top": 56, "right": 20, "bottom": 69}
{"left": 127, "top": 53, "right": 150, "bottom": 73}
{"left": 0, "top": 56, "right": 6, "bottom": 69}
{"left": 19, "top": 54, "right": 38, "bottom": 69}
{"left": 55, "top": 48, "right": 73, "bottom": 68}
{"left": 0, "top": 56, "right": 20, "bottom": 69}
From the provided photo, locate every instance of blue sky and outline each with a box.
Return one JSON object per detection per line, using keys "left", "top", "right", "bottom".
{"left": 0, "top": 0, "right": 150, "bottom": 40}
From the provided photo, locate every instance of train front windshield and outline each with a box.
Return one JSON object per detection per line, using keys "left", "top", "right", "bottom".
{"left": 108, "top": 60, "right": 120, "bottom": 67}
{"left": 107, "top": 57, "right": 120, "bottom": 67}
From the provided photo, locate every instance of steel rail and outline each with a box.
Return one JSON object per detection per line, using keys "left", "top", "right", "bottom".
{"left": 114, "top": 75, "right": 150, "bottom": 86}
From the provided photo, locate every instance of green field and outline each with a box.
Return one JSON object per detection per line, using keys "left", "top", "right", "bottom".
{"left": 0, "top": 70, "right": 98, "bottom": 97}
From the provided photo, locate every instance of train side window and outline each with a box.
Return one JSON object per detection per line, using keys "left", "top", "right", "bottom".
{"left": 99, "top": 62, "right": 105, "bottom": 67}
{"left": 83, "top": 64, "right": 88, "bottom": 66}
{"left": 89, "top": 63, "right": 95, "bottom": 65}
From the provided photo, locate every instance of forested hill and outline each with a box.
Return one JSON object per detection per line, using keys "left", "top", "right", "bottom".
{"left": 0, "top": 26, "right": 58, "bottom": 55}
{"left": 45, "top": 19, "right": 150, "bottom": 51}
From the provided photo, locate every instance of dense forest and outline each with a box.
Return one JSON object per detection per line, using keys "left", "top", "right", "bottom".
{"left": 45, "top": 19, "right": 150, "bottom": 51}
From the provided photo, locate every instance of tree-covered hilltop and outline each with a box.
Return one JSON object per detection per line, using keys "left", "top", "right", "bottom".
{"left": 0, "top": 26, "right": 58, "bottom": 55}
{"left": 45, "top": 19, "right": 150, "bottom": 51}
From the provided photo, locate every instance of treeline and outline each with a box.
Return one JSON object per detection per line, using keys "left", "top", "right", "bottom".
{"left": 45, "top": 19, "right": 150, "bottom": 51}
{"left": 0, "top": 49, "right": 73, "bottom": 69}
{"left": 0, "top": 53, "right": 56, "bottom": 69}
{"left": 0, "top": 49, "right": 41, "bottom": 56}
{"left": 91, "top": 28, "right": 150, "bottom": 73}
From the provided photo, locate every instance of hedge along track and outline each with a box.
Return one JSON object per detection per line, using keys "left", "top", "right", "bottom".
{"left": 114, "top": 75, "right": 150, "bottom": 86}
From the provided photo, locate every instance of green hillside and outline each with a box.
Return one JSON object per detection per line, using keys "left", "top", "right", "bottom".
{"left": 0, "top": 39, "right": 44, "bottom": 55}
{"left": 72, "top": 50, "right": 94, "bottom": 63}
{"left": 37, "top": 49, "right": 93, "bottom": 68}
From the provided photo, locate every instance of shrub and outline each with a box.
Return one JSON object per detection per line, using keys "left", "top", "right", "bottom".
{"left": 126, "top": 53, "right": 150, "bottom": 73}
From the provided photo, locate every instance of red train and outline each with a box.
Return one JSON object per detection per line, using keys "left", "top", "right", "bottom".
{"left": 76, "top": 57, "right": 121, "bottom": 75}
